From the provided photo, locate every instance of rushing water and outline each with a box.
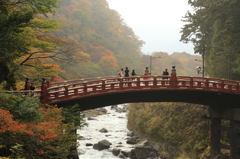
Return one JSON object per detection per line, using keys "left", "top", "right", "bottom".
{"left": 78, "top": 104, "right": 134, "bottom": 159}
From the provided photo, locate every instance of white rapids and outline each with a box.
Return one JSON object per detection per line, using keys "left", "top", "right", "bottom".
{"left": 78, "top": 104, "right": 134, "bottom": 159}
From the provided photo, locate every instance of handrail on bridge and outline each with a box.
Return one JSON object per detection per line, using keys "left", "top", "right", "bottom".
{"left": 13, "top": 67, "right": 240, "bottom": 104}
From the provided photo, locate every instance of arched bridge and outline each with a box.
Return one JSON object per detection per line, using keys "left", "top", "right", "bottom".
{"left": 23, "top": 69, "right": 240, "bottom": 111}
{"left": 20, "top": 68, "right": 240, "bottom": 158}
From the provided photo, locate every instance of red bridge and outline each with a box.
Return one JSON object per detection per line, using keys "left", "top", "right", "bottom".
{"left": 22, "top": 68, "right": 240, "bottom": 111}
{"left": 20, "top": 67, "right": 240, "bottom": 158}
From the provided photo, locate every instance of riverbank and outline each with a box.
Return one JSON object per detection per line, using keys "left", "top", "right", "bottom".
{"left": 78, "top": 105, "right": 165, "bottom": 159}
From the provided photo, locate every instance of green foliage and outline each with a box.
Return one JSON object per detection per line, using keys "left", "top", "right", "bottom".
{"left": 127, "top": 102, "right": 210, "bottom": 158}
{"left": 0, "top": 93, "right": 83, "bottom": 158}
{"left": 0, "top": 93, "right": 41, "bottom": 122}
{"left": 9, "top": 144, "right": 25, "bottom": 159}
{"left": 180, "top": 0, "right": 240, "bottom": 80}
{"left": 62, "top": 104, "right": 87, "bottom": 127}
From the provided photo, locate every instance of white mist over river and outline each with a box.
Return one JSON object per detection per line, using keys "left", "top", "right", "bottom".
{"left": 77, "top": 104, "right": 133, "bottom": 159}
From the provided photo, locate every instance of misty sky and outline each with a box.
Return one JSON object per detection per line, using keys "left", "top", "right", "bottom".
{"left": 107, "top": 0, "right": 195, "bottom": 55}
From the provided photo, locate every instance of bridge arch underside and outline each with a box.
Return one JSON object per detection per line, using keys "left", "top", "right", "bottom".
{"left": 55, "top": 90, "right": 240, "bottom": 111}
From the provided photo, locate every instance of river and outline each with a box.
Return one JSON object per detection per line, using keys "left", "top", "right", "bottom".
{"left": 78, "top": 104, "right": 134, "bottom": 159}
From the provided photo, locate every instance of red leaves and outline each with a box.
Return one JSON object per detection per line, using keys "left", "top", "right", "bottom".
{"left": 0, "top": 109, "right": 33, "bottom": 135}
{"left": 0, "top": 106, "right": 63, "bottom": 140}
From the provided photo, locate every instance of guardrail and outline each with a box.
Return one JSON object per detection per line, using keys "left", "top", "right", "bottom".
{"left": 5, "top": 71, "right": 240, "bottom": 105}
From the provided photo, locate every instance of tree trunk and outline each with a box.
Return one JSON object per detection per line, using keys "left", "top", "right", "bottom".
{"left": 0, "top": 62, "right": 16, "bottom": 90}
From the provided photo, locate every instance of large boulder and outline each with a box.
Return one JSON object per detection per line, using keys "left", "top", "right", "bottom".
{"left": 134, "top": 140, "right": 159, "bottom": 159}
{"left": 97, "top": 139, "right": 112, "bottom": 150}
{"left": 112, "top": 148, "right": 121, "bottom": 156}
{"left": 126, "top": 137, "right": 137, "bottom": 144}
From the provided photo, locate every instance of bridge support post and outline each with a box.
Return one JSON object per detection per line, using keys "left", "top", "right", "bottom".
{"left": 170, "top": 66, "right": 177, "bottom": 87}
{"left": 41, "top": 78, "right": 48, "bottom": 103}
{"left": 210, "top": 117, "right": 221, "bottom": 157}
{"left": 136, "top": 77, "right": 140, "bottom": 89}
{"left": 102, "top": 79, "right": 106, "bottom": 92}
{"left": 64, "top": 85, "right": 69, "bottom": 98}
{"left": 230, "top": 120, "right": 240, "bottom": 158}
{"left": 24, "top": 78, "right": 30, "bottom": 90}
{"left": 153, "top": 76, "right": 157, "bottom": 88}
{"left": 208, "top": 107, "right": 240, "bottom": 158}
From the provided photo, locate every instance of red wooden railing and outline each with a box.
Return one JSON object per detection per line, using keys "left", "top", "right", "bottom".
{"left": 9, "top": 71, "right": 240, "bottom": 105}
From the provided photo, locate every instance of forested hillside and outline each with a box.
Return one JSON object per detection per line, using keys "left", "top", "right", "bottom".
{"left": 127, "top": 102, "right": 210, "bottom": 159}
{"left": 2, "top": 0, "right": 236, "bottom": 158}
{"left": 53, "top": 0, "right": 144, "bottom": 78}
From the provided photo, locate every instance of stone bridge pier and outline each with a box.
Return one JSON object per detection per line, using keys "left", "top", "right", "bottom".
{"left": 208, "top": 107, "right": 240, "bottom": 158}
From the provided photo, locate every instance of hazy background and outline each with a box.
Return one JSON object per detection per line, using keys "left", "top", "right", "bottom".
{"left": 107, "top": 0, "right": 195, "bottom": 55}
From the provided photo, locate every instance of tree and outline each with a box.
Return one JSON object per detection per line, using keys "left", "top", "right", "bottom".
{"left": 180, "top": 0, "right": 240, "bottom": 79}
{"left": 0, "top": 0, "right": 85, "bottom": 89}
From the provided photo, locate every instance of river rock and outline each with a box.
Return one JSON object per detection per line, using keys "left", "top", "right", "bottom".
{"left": 86, "top": 143, "right": 93, "bottom": 146}
{"left": 129, "top": 149, "right": 137, "bottom": 159}
{"left": 121, "top": 150, "right": 130, "bottom": 157}
{"left": 134, "top": 140, "right": 158, "bottom": 159}
{"left": 119, "top": 154, "right": 125, "bottom": 158}
{"left": 127, "top": 131, "right": 134, "bottom": 137}
{"left": 99, "top": 128, "right": 108, "bottom": 133}
{"left": 116, "top": 107, "right": 127, "bottom": 113}
{"left": 93, "top": 143, "right": 98, "bottom": 150}
{"left": 97, "top": 139, "right": 112, "bottom": 150}
{"left": 112, "top": 148, "right": 121, "bottom": 156}
{"left": 126, "top": 137, "right": 137, "bottom": 144}
{"left": 87, "top": 117, "right": 96, "bottom": 120}
{"left": 97, "top": 108, "right": 107, "bottom": 114}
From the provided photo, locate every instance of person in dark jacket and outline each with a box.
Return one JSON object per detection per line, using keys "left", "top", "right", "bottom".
{"left": 30, "top": 83, "right": 35, "bottom": 90}
{"left": 131, "top": 69, "right": 137, "bottom": 76}
{"left": 162, "top": 69, "right": 169, "bottom": 78}
{"left": 131, "top": 69, "right": 137, "bottom": 80}
{"left": 124, "top": 67, "right": 129, "bottom": 77}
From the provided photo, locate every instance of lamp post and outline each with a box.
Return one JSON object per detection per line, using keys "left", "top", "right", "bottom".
{"left": 150, "top": 56, "right": 161, "bottom": 74}
{"left": 199, "top": 45, "right": 218, "bottom": 77}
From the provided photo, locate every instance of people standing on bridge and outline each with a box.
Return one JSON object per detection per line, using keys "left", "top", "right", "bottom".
{"left": 124, "top": 67, "right": 129, "bottom": 77}
{"left": 144, "top": 67, "right": 150, "bottom": 80}
{"left": 162, "top": 69, "right": 169, "bottom": 83}
{"left": 30, "top": 82, "right": 35, "bottom": 90}
{"left": 131, "top": 69, "right": 137, "bottom": 80}
{"left": 124, "top": 67, "right": 130, "bottom": 84}
{"left": 118, "top": 68, "right": 124, "bottom": 77}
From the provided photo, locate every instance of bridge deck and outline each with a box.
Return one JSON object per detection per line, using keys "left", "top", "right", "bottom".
{"left": 12, "top": 73, "right": 240, "bottom": 107}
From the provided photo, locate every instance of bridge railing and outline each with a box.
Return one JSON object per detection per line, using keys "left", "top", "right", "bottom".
{"left": 177, "top": 76, "right": 240, "bottom": 93}
{"left": 6, "top": 69, "right": 240, "bottom": 104}
{"left": 43, "top": 75, "right": 174, "bottom": 103}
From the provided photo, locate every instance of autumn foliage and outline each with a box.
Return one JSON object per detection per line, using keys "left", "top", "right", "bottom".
{"left": 0, "top": 93, "right": 81, "bottom": 158}
{"left": 0, "top": 109, "right": 33, "bottom": 135}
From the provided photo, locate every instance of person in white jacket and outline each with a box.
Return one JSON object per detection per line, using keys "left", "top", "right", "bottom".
{"left": 118, "top": 68, "right": 124, "bottom": 77}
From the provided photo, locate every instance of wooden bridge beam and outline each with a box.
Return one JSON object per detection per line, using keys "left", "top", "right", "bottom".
{"left": 208, "top": 107, "right": 240, "bottom": 158}
{"left": 210, "top": 117, "right": 221, "bottom": 157}
{"left": 230, "top": 120, "right": 240, "bottom": 158}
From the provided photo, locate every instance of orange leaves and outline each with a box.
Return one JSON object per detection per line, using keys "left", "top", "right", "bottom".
{"left": 0, "top": 109, "right": 33, "bottom": 135}
{"left": 89, "top": 46, "right": 114, "bottom": 62}
{"left": 0, "top": 105, "right": 64, "bottom": 141}
{"left": 31, "top": 106, "right": 64, "bottom": 140}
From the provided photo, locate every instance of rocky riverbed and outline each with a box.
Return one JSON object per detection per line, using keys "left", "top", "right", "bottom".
{"left": 77, "top": 104, "right": 163, "bottom": 159}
